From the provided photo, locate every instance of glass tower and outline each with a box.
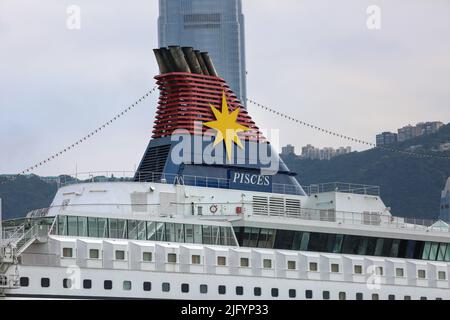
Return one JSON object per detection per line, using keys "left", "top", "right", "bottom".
{"left": 158, "top": 0, "right": 247, "bottom": 106}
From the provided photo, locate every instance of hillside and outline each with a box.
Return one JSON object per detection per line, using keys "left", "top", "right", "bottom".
{"left": 0, "top": 175, "right": 57, "bottom": 220}
{"left": 282, "top": 124, "right": 450, "bottom": 220}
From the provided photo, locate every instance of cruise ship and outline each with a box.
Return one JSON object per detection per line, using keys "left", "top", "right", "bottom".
{"left": 1, "top": 46, "right": 450, "bottom": 300}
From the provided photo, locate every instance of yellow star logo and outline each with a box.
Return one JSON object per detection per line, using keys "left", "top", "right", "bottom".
{"left": 204, "top": 91, "right": 251, "bottom": 161}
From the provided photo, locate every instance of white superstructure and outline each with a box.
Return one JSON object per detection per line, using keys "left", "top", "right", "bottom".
{"left": 1, "top": 176, "right": 450, "bottom": 300}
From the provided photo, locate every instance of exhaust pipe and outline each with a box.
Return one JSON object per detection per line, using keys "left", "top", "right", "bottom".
{"left": 168, "top": 46, "right": 191, "bottom": 73}
{"left": 159, "top": 48, "right": 176, "bottom": 73}
{"left": 201, "top": 52, "right": 219, "bottom": 77}
{"left": 194, "top": 50, "right": 210, "bottom": 76}
{"left": 153, "top": 49, "right": 170, "bottom": 74}
{"left": 182, "top": 47, "right": 203, "bottom": 75}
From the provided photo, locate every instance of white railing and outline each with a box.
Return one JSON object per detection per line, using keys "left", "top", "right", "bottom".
{"left": 54, "top": 171, "right": 379, "bottom": 197}
{"left": 254, "top": 208, "right": 449, "bottom": 234}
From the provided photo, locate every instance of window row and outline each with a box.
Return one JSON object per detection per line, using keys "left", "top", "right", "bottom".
{"left": 18, "top": 277, "right": 442, "bottom": 300}
{"left": 233, "top": 227, "right": 450, "bottom": 262}
{"left": 61, "top": 247, "right": 449, "bottom": 280}
{"left": 57, "top": 215, "right": 237, "bottom": 246}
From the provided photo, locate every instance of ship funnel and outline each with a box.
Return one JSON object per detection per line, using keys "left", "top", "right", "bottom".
{"left": 153, "top": 46, "right": 219, "bottom": 77}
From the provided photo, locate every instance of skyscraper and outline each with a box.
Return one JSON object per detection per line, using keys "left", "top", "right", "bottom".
{"left": 158, "top": 0, "right": 247, "bottom": 106}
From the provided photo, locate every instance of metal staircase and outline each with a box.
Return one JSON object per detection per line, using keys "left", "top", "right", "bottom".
{"left": 0, "top": 223, "right": 43, "bottom": 293}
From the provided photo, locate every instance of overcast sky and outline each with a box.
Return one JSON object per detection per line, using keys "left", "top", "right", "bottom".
{"left": 0, "top": 0, "right": 449, "bottom": 176}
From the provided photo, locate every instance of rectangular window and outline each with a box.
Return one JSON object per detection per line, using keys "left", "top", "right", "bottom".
{"left": 104, "top": 280, "right": 112, "bottom": 290}
{"left": 193, "top": 225, "right": 202, "bottom": 244}
{"left": 331, "top": 263, "right": 340, "bottom": 273}
{"left": 162, "top": 282, "right": 170, "bottom": 292}
{"left": 88, "top": 217, "right": 98, "bottom": 237}
{"left": 123, "top": 281, "right": 132, "bottom": 291}
{"left": 323, "top": 291, "right": 330, "bottom": 300}
{"left": 395, "top": 268, "right": 404, "bottom": 277}
{"left": 67, "top": 216, "right": 78, "bottom": 236}
{"left": 254, "top": 287, "right": 261, "bottom": 296}
{"left": 191, "top": 255, "right": 201, "bottom": 264}
{"left": 63, "top": 278, "right": 72, "bottom": 289}
{"left": 77, "top": 216, "right": 87, "bottom": 237}
{"left": 143, "top": 282, "right": 151, "bottom": 291}
{"left": 305, "top": 290, "right": 313, "bottom": 299}
{"left": 289, "top": 289, "right": 297, "bottom": 298}
{"left": 309, "top": 262, "right": 318, "bottom": 271}
{"left": 83, "top": 279, "right": 92, "bottom": 289}
{"left": 287, "top": 260, "right": 296, "bottom": 270}
{"left": 388, "top": 294, "right": 395, "bottom": 300}
{"left": 404, "top": 296, "right": 411, "bottom": 300}
{"left": 89, "top": 249, "right": 99, "bottom": 259}
{"left": 184, "top": 224, "right": 194, "bottom": 243}
{"left": 62, "top": 247, "right": 73, "bottom": 258}
{"left": 202, "top": 225, "right": 213, "bottom": 245}
{"left": 356, "top": 292, "right": 363, "bottom": 300}
{"left": 58, "top": 215, "right": 68, "bottom": 236}
{"left": 354, "top": 265, "right": 362, "bottom": 274}
{"left": 143, "top": 252, "right": 152, "bottom": 262}
{"left": 217, "top": 256, "right": 227, "bottom": 266}
{"left": 115, "top": 250, "right": 125, "bottom": 260}
{"left": 438, "top": 271, "right": 446, "bottom": 280}
{"left": 263, "top": 259, "right": 272, "bottom": 269}
{"left": 418, "top": 269, "right": 426, "bottom": 279}
{"left": 98, "top": 218, "right": 108, "bottom": 238}
{"left": 200, "top": 284, "right": 208, "bottom": 294}
{"left": 181, "top": 283, "right": 189, "bottom": 293}
{"left": 339, "top": 292, "right": 346, "bottom": 300}
{"left": 437, "top": 243, "right": 447, "bottom": 261}
{"left": 240, "top": 257, "right": 249, "bottom": 267}
{"left": 236, "top": 286, "right": 244, "bottom": 295}
{"left": 271, "top": 288, "right": 279, "bottom": 297}
{"left": 20, "top": 277, "right": 29, "bottom": 287}
{"left": 167, "top": 253, "right": 177, "bottom": 263}
{"left": 218, "top": 285, "right": 226, "bottom": 295}
{"left": 372, "top": 293, "right": 379, "bottom": 300}
{"left": 41, "top": 278, "right": 50, "bottom": 288}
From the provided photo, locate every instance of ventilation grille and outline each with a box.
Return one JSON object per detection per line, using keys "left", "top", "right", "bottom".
{"left": 252, "top": 196, "right": 302, "bottom": 216}
{"left": 135, "top": 145, "right": 171, "bottom": 182}
{"left": 285, "top": 198, "right": 302, "bottom": 216}
{"left": 253, "top": 196, "right": 268, "bottom": 214}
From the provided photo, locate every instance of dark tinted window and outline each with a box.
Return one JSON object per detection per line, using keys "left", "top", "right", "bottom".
{"left": 143, "top": 282, "right": 151, "bottom": 291}
{"left": 305, "top": 290, "right": 313, "bottom": 299}
{"left": 200, "top": 284, "right": 208, "bottom": 294}
{"left": 41, "top": 278, "right": 50, "bottom": 288}
{"left": 162, "top": 282, "right": 170, "bottom": 292}
{"left": 236, "top": 286, "right": 244, "bottom": 295}
{"left": 323, "top": 291, "right": 330, "bottom": 300}
{"left": 218, "top": 285, "right": 226, "bottom": 295}
{"left": 83, "top": 279, "right": 92, "bottom": 289}
{"left": 289, "top": 289, "right": 296, "bottom": 298}
{"left": 388, "top": 295, "right": 395, "bottom": 300}
{"left": 181, "top": 283, "right": 189, "bottom": 293}
{"left": 356, "top": 293, "right": 363, "bottom": 300}
{"left": 254, "top": 287, "right": 261, "bottom": 296}
{"left": 271, "top": 288, "right": 279, "bottom": 297}
{"left": 104, "top": 280, "right": 112, "bottom": 290}
{"left": 63, "top": 278, "right": 71, "bottom": 289}
{"left": 20, "top": 277, "right": 29, "bottom": 287}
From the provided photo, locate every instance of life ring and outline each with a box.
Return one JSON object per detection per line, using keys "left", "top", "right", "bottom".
{"left": 210, "top": 204, "right": 218, "bottom": 214}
